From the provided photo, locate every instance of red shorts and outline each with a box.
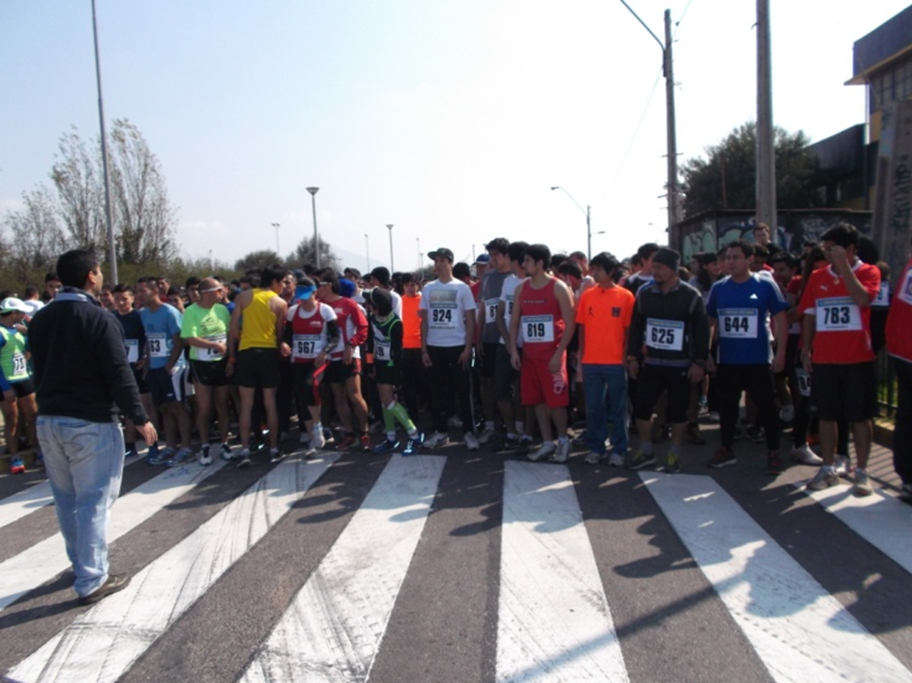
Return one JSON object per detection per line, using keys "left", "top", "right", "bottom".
{"left": 520, "top": 352, "right": 569, "bottom": 408}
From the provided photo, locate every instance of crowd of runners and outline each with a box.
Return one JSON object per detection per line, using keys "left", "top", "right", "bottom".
{"left": 3, "top": 221, "right": 912, "bottom": 502}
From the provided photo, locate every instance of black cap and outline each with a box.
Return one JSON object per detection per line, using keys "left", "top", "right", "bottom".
{"left": 427, "top": 247, "right": 454, "bottom": 262}
{"left": 652, "top": 248, "right": 680, "bottom": 272}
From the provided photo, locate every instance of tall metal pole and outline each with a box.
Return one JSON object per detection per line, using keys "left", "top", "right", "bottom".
{"left": 365, "top": 233, "right": 370, "bottom": 272}
{"left": 91, "top": 0, "right": 117, "bottom": 283}
{"left": 664, "top": 9, "right": 680, "bottom": 249}
{"left": 306, "top": 187, "right": 320, "bottom": 269}
{"left": 756, "top": 0, "right": 777, "bottom": 231}
{"left": 272, "top": 222, "right": 280, "bottom": 255}
{"left": 386, "top": 224, "right": 394, "bottom": 271}
{"left": 416, "top": 238, "right": 421, "bottom": 271}
{"left": 586, "top": 205, "right": 592, "bottom": 260}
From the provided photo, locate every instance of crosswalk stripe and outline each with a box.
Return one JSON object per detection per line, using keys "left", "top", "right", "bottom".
{"left": 641, "top": 472, "right": 912, "bottom": 683}
{"left": 0, "top": 458, "right": 145, "bottom": 531}
{"left": 800, "top": 484, "right": 912, "bottom": 575}
{"left": 0, "top": 459, "right": 227, "bottom": 612}
{"left": 5, "top": 454, "right": 339, "bottom": 683}
{"left": 497, "top": 461, "right": 627, "bottom": 683}
{"left": 239, "top": 453, "right": 445, "bottom": 683}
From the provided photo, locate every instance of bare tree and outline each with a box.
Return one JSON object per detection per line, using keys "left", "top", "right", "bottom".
{"left": 51, "top": 126, "right": 107, "bottom": 253}
{"left": 3, "top": 186, "right": 69, "bottom": 269}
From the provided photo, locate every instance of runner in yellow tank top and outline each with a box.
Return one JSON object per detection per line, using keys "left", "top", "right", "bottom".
{"left": 228, "top": 266, "right": 292, "bottom": 464}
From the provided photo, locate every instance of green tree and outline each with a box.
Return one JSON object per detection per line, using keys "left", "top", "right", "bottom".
{"left": 289, "top": 235, "right": 339, "bottom": 271}
{"left": 234, "top": 249, "right": 283, "bottom": 273}
{"left": 681, "top": 122, "right": 821, "bottom": 216}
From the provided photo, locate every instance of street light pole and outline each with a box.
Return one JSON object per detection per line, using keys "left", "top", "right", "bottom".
{"left": 272, "top": 222, "right": 280, "bottom": 256}
{"left": 386, "top": 224, "right": 394, "bottom": 271}
{"left": 416, "top": 237, "right": 421, "bottom": 271}
{"left": 365, "top": 233, "right": 370, "bottom": 272}
{"left": 91, "top": 0, "right": 117, "bottom": 283}
{"left": 306, "top": 187, "right": 320, "bottom": 269}
{"left": 550, "top": 186, "right": 594, "bottom": 259}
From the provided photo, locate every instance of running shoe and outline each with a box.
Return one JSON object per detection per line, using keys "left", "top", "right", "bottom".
{"left": 790, "top": 444, "right": 823, "bottom": 466}
{"left": 663, "top": 452, "right": 682, "bottom": 474}
{"left": 806, "top": 467, "right": 839, "bottom": 491}
{"left": 516, "top": 437, "right": 534, "bottom": 456}
{"left": 360, "top": 434, "right": 372, "bottom": 452}
{"left": 145, "top": 444, "right": 161, "bottom": 465}
{"left": 199, "top": 444, "right": 213, "bottom": 466}
{"left": 528, "top": 441, "right": 556, "bottom": 462}
{"left": 235, "top": 448, "right": 253, "bottom": 468}
{"left": 608, "top": 452, "right": 626, "bottom": 467}
{"left": 552, "top": 439, "right": 571, "bottom": 464}
{"left": 311, "top": 425, "right": 326, "bottom": 451}
{"left": 373, "top": 439, "right": 399, "bottom": 454}
{"left": 626, "top": 449, "right": 656, "bottom": 471}
{"left": 446, "top": 415, "right": 463, "bottom": 429}
{"left": 165, "top": 447, "right": 194, "bottom": 467}
{"left": 496, "top": 435, "right": 522, "bottom": 452}
{"left": 766, "top": 450, "right": 783, "bottom": 475}
{"left": 464, "top": 432, "right": 480, "bottom": 451}
{"left": 584, "top": 451, "right": 604, "bottom": 465}
{"left": 335, "top": 435, "right": 356, "bottom": 450}
{"left": 707, "top": 447, "right": 736, "bottom": 469}
{"left": 477, "top": 427, "right": 495, "bottom": 445}
{"left": 852, "top": 469, "right": 873, "bottom": 497}
{"left": 402, "top": 432, "right": 424, "bottom": 456}
{"left": 834, "top": 454, "right": 853, "bottom": 477}
{"left": 686, "top": 422, "right": 706, "bottom": 445}
{"left": 269, "top": 447, "right": 287, "bottom": 464}
{"left": 148, "top": 447, "right": 174, "bottom": 466}
{"left": 124, "top": 447, "right": 139, "bottom": 459}
{"left": 219, "top": 443, "right": 233, "bottom": 462}
{"left": 423, "top": 431, "right": 450, "bottom": 449}
{"left": 10, "top": 456, "right": 25, "bottom": 474}
{"left": 746, "top": 425, "right": 765, "bottom": 444}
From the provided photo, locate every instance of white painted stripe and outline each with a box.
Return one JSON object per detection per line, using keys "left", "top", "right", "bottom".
{"left": 0, "top": 457, "right": 144, "bottom": 530}
{"left": 6, "top": 454, "right": 339, "bottom": 683}
{"left": 239, "top": 453, "right": 445, "bottom": 683}
{"left": 800, "top": 482, "right": 912, "bottom": 576}
{"left": 0, "top": 460, "right": 227, "bottom": 611}
{"left": 641, "top": 472, "right": 912, "bottom": 683}
{"left": 496, "top": 461, "right": 627, "bottom": 683}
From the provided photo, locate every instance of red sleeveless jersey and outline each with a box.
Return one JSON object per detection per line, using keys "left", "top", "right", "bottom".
{"left": 517, "top": 277, "right": 564, "bottom": 359}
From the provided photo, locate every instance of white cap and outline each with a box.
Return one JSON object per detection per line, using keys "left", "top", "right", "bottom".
{"left": 0, "top": 297, "right": 30, "bottom": 314}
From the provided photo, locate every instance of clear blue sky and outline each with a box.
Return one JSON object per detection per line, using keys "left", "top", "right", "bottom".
{"left": 2, "top": 1, "right": 909, "bottom": 273}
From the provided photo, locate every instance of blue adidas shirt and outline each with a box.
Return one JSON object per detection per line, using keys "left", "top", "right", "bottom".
{"left": 706, "top": 274, "right": 788, "bottom": 365}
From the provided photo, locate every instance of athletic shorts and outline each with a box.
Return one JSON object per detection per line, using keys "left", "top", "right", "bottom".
{"left": 8, "top": 378, "right": 35, "bottom": 399}
{"left": 291, "top": 361, "right": 323, "bottom": 408}
{"left": 374, "top": 363, "right": 400, "bottom": 387}
{"left": 494, "top": 344, "right": 518, "bottom": 403}
{"left": 632, "top": 363, "right": 691, "bottom": 423}
{"left": 811, "top": 362, "right": 877, "bottom": 422}
{"left": 191, "top": 359, "right": 229, "bottom": 387}
{"left": 520, "top": 352, "right": 569, "bottom": 408}
{"left": 147, "top": 366, "right": 194, "bottom": 406}
{"left": 479, "top": 342, "right": 498, "bottom": 378}
{"left": 236, "top": 348, "right": 280, "bottom": 389}
{"left": 324, "top": 358, "right": 361, "bottom": 384}
{"left": 131, "top": 365, "right": 149, "bottom": 394}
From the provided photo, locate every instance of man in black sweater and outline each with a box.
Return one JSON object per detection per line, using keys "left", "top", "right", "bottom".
{"left": 29, "top": 249, "right": 157, "bottom": 605}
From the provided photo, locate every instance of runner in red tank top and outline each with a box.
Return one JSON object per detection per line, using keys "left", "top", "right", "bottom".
{"left": 509, "top": 244, "right": 576, "bottom": 464}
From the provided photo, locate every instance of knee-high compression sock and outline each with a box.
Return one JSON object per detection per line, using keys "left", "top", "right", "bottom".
{"left": 387, "top": 401, "right": 417, "bottom": 435}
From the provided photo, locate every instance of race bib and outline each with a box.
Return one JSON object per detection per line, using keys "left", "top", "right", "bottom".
{"left": 872, "top": 282, "right": 890, "bottom": 307}
{"left": 718, "top": 308, "right": 758, "bottom": 339}
{"left": 125, "top": 339, "right": 139, "bottom": 364}
{"left": 429, "top": 305, "right": 456, "bottom": 328}
{"left": 375, "top": 340, "right": 391, "bottom": 362}
{"left": 11, "top": 352, "right": 27, "bottom": 378}
{"left": 293, "top": 334, "right": 320, "bottom": 359}
{"left": 148, "top": 333, "right": 168, "bottom": 358}
{"left": 901, "top": 268, "right": 912, "bottom": 305}
{"left": 645, "top": 318, "right": 684, "bottom": 351}
{"left": 521, "top": 315, "right": 555, "bottom": 344}
{"left": 485, "top": 298, "right": 499, "bottom": 324}
{"left": 795, "top": 367, "right": 812, "bottom": 397}
{"left": 816, "top": 297, "right": 861, "bottom": 332}
{"left": 201, "top": 334, "right": 227, "bottom": 361}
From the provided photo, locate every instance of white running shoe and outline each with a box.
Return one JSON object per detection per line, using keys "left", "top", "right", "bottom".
{"left": 477, "top": 427, "right": 495, "bottom": 444}
{"left": 552, "top": 440, "right": 571, "bottom": 463}
{"left": 311, "top": 425, "right": 326, "bottom": 451}
{"left": 608, "top": 452, "right": 625, "bottom": 467}
{"left": 834, "top": 454, "right": 853, "bottom": 476}
{"left": 447, "top": 416, "right": 463, "bottom": 428}
{"left": 584, "top": 451, "right": 603, "bottom": 465}
{"left": 464, "top": 432, "right": 480, "bottom": 451}
{"left": 423, "top": 431, "right": 450, "bottom": 449}
{"left": 790, "top": 444, "right": 823, "bottom": 465}
{"left": 528, "top": 441, "right": 556, "bottom": 462}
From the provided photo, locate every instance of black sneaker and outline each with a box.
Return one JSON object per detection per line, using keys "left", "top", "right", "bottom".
{"left": 79, "top": 574, "right": 131, "bottom": 605}
{"left": 707, "top": 447, "right": 736, "bottom": 468}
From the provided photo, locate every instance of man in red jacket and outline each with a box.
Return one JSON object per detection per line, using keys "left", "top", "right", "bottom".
{"left": 886, "top": 251, "right": 912, "bottom": 502}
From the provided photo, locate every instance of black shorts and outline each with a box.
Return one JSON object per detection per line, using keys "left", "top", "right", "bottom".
{"left": 632, "top": 363, "right": 692, "bottom": 423}
{"left": 147, "top": 366, "right": 193, "bottom": 406}
{"left": 494, "top": 344, "right": 518, "bottom": 402}
{"left": 236, "top": 348, "right": 280, "bottom": 389}
{"left": 191, "top": 359, "right": 229, "bottom": 387}
{"left": 291, "top": 362, "right": 322, "bottom": 408}
{"left": 479, "top": 342, "right": 498, "bottom": 378}
{"left": 324, "top": 358, "right": 361, "bottom": 384}
{"left": 131, "top": 365, "right": 149, "bottom": 394}
{"left": 8, "top": 378, "right": 35, "bottom": 398}
{"left": 811, "top": 362, "right": 878, "bottom": 422}
{"left": 374, "top": 363, "right": 400, "bottom": 387}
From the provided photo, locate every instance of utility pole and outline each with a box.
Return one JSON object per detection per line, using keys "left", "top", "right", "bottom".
{"left": 664, "top": 9, "right": 680, "bottom": 249}
{"left": 91, "top": 0, "right": 117, "bottom": 283}
{"left": 756, "top": 0, "right": 777, "bottom": 231}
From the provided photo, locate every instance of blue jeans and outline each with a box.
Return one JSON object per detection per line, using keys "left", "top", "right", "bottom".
{"left": 582, "top": 364, "right": 628, "bottom": 455}
{"left": 37, "top": 415, "right": 125, "bottom": 598}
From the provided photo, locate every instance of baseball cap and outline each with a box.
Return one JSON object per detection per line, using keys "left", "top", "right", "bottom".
{"left": 0, "top": 297, "right": 29, "bottom": 315}
{"left": 427, "top": 247, "right": 454, "bottom": 262}
{"left": 475, "top": 254, "right": 490, "bottom": 265}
